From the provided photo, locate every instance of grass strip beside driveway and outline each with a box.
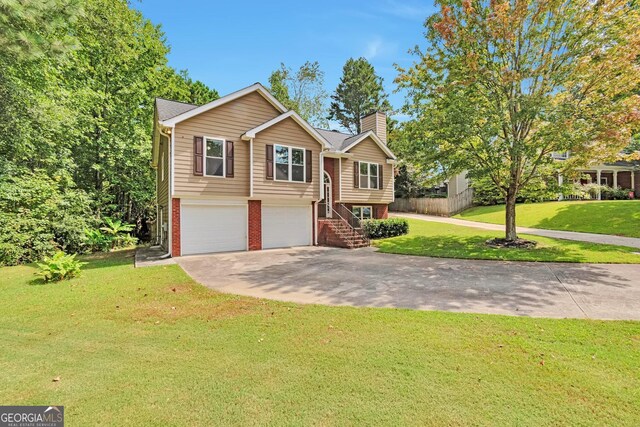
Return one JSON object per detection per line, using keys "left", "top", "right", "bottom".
{"left": 374, "top": 219, "right": 640, "bottom": 263}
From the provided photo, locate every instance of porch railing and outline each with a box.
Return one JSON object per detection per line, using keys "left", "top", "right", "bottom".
{"left": 318, "top": 202, "right": 370, "bottom": 245}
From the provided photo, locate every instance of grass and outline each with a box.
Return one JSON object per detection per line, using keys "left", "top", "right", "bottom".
{"left": 1, "top": 251, "right": 639, "bottom": 425}
{"left": 374, "top": 219, "right": 640, "bottom": 263}
{"left": 455, "top": 200, "right": 640, "bottom": 237}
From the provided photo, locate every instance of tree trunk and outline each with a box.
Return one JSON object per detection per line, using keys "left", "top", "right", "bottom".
{"left": 505, "top": 185, "right": 518, "bottom": 241}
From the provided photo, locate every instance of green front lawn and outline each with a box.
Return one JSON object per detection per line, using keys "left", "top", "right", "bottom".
{"left": 456, "top": 200, "right": 640, "bottom": 237}
{"left": 374, "top": 219, "right": 640, "bottom": 263}
{"left": 1, "top": 251, "right": 640, "bottom": 425}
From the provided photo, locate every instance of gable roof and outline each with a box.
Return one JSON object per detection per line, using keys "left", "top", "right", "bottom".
{"left": 155, "top": 98, "right": 198, "bottom": 121}
{"left": 315, "top": 128, "right": 353, "bottom": 150}
{"left": 158, "top": 83, "right": 287, "bottom": 126}
{"left": 242, "top": 111, "right": 331, "bottom": 149}
{"left": 315, "top": 128, "right": 396, "bottom": 159}
{"left": 153, "top": 84, "right": 396, "bottom": 160}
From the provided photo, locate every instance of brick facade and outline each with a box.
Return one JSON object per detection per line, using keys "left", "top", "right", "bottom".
{"left": 171, "top": 198, "right": 181, "bottom": 257}
{"left": 248, "top": 200, "right": 262, "bottom": 250}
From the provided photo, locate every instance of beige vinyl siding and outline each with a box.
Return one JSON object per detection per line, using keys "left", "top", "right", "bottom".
{"left": 339, "top": 136, "right": 393, "bottom": 204}
{"left": 157, "top": 134, "right": 170, "bottom": 248}
{"left": 253, "top": 117, "right": 320, "bottom": 200}
{"left": 173, "top": 91, "right": 280, "bottom": 197}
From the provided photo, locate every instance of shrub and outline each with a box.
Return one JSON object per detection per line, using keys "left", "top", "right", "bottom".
{"left": 362, "top": 218, "right": 409, "bottom": 239}
{"left": 84, "top": 229, "right": 113, "bottom": 252}
{"left": 113, "top": 234, "right": 138, "bottom": 249}
{"left": 566, "top": 184, "right": 633, "bottom": 200}
{"left": 0, "top": 168, "right": 95, "bottom": 266}
{"left": 472, "top": 175, "right": 564, "bottom": 205}
{"left": 35, "top": 251, "right": 87, "bottom": 283}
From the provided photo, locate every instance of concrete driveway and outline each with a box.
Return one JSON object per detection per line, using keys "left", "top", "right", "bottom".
{"left": 176, "top": 247, "right": 640, "bottom": 320}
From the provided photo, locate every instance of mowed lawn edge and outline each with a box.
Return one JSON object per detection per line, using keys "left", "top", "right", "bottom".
{"left": 455, "top": 200, "right": 640, "bottom": 238}
{"left": 1, "top": 250, "right": 639, "bottom": 426}
{"left": 373, "top": 219, "right": 640, "bottom": 263}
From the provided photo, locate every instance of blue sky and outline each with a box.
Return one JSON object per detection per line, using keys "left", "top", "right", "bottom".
{"left": 134, "top": 0, "right": 438, "bottom": 116}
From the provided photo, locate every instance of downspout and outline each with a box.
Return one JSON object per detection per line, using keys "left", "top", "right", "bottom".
{"left": 249, "top": 138, "right": 254, "bottom": 198}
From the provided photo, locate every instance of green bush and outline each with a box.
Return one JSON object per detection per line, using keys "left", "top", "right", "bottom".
{"left": 36, "top": 251, "right": 87, "bottom": 283}
{"left": 565, "top": 184, "right": 633, "bottom": 200}
{"left": 362, "top": 218, "right": 409, "bottom": 239}
{"left": 84, "top": 218, "right": 138, "bottom": 253}
{"left": 113, "top": 234, "right": 138, "bottom": 249}
{"left": 84, "top": 229, "right": 113, "bottom": 252}
{"left": 0, "top": 168, "right": 95, "bottom": 266}
{"left": 472, "top": 175, "right": 564, "bottom": 205}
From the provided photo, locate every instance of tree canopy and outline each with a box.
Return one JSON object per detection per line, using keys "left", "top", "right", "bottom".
{"left": 268, "top": 61, "right": 328, "bottom": 127}
{"left": 396, "top": 0, "right": 640, "bottom": 241}
{"left": 0, "top": 0, "right": 218, "bottom": 265}
{"left": 329, "top": 57, "right": 391, "bottom": 134}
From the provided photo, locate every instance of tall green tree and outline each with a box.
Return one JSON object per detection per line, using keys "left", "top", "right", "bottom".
{"left": 396, "top": 0, "right": 640, "bottom": 241}
{"left": 268, "top": 61, "right": 328, "bottom": 127}
{"left": 328, "top": 57, "right": 391, "bottom": 134}
{"left": 175, "top": 70, "right": 219, "bottom": 105}
{"left": 0, "top": 0, "right": 218, "bottom": 265}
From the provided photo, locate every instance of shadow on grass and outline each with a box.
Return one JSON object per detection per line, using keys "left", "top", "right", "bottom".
{"left": 536, "top": 201, "right": 640, "bottom": 237}
{"left": 179, "top": 247, "right": 638, "bottom": 317}
{"left": 79, "top": 249, "right": 135, "bottom": 270}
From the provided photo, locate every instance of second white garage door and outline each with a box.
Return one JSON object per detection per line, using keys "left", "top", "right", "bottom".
{"left": 181, "top": 203, "right": 247, "bottom": 255}
{"left": 262, "top": 205, "right": 312, "bottom": 249}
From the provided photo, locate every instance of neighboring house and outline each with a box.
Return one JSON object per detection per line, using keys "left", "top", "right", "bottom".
{"left": 552, "top": 152, "right": 639, "bottom": 199}
{"left": 439, "top": 153, "right": 639, "bottom": 204}
{"left": 151, "top": 83, "right": 396, "bottom": 256}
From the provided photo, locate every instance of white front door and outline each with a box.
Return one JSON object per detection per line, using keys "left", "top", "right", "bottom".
{"left": 262, "top": 204, "right": 312, "bottom": 249}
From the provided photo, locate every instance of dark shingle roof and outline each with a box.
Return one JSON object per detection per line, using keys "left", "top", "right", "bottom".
{"left": 156, "top": 98, "right": 199, "bottom": 121}
{"left": 314, "top": 128, "right": 369, "bottom": 151}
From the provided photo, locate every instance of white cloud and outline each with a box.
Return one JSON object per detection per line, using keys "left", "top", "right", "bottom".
{"left": 364, "top": 37, "right": 397, "bottom": 60}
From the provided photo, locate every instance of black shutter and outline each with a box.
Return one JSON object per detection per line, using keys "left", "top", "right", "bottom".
{"left": 353, "top": 161, "right": 359, "bottom": 188}
{"left": 266, "top": 144, "right": 274, "bottom": 180}
{"left": 306, "top": 150, "right": 312, "bottom": 183}
{"left": 193, "top": 136, "right": 203, "bottom": 176}
{"left": 378, "top": 163, "right": 383, "bottom": 190}
{"left": 226, "top": 141, "right": 234, "bottom": 177}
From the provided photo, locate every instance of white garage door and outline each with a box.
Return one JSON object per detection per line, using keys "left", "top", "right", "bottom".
{"left": 262, "top": 205, "right": 312, "bottom": 249}
{"left": 181, "top": 203, "right": 247, "bottom": 255}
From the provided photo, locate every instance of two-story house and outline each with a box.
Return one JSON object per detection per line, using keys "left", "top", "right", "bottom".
{"left": 151, "top": 83, "right": 396, "bottom": 257}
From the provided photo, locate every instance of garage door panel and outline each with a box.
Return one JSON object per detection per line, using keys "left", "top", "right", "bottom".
{"left": 262, "top": 205, "right": 311, "bottom": 249}
{"left": 181, "top": 204, "right": 246, "bottom": 255}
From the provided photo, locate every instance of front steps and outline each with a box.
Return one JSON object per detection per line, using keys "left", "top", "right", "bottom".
{"left": 318, "top": 219, "right": 369, "bottom": 249}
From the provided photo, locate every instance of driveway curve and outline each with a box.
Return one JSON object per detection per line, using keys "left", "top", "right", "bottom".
{"left": 176, "top": 247, "right": 640, "bottom": 320}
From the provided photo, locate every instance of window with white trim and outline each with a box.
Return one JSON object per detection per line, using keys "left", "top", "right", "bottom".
{"left": 205, "top": 137, "right": 225, "bottom": 177}
{"left": 359, "top": 162, "right": 379, "bottom": 189}
{"left": 353, "top": 206, "right": 373, "bottom": 221}
{"left": 275, "top": 144, "right": 305, "bottom": 182}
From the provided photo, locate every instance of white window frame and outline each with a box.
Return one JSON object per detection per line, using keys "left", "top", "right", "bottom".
{"left": 274, "top": 144, "right": 306, "bottom": 183}
{"left": 353, "top": 205, "right": 373, "bottom": 221}
{"left": 204, "top": 136, "right": 226, "bottom": 178}
{"left": 358, "top": 161, "right": 379, "bottom": 190}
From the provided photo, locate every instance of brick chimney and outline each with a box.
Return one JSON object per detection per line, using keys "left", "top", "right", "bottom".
{"left": 360, "top": 111, "right": 387, "bottom": 144}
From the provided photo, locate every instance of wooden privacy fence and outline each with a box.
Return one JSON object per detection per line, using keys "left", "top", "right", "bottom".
{"left": 390, "top": 188, "right": 474, "bottom": 217}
